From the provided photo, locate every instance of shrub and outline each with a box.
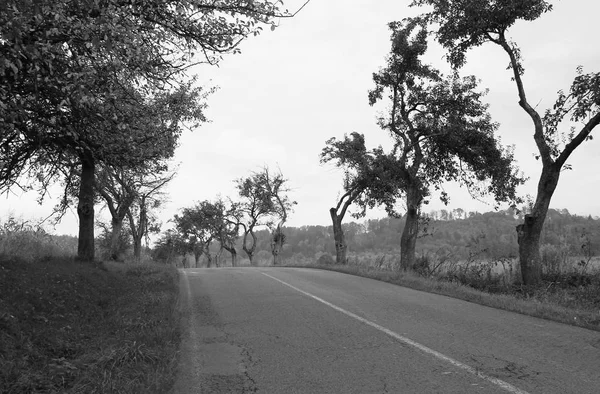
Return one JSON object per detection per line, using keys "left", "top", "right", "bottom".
{"left": 317, "top": 253, "right": 335, "bottom": 265}
{"left": 0, "top": 216, "right": 76, "bottom": 262}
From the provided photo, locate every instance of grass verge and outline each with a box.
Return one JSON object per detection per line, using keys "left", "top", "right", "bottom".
{"left": 286, "top": 263, "right": 600, "bottom": 332}
{"left": 0, "top": 256, "right": 181, "bottom": 393}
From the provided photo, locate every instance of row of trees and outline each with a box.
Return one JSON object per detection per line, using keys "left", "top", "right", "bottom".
{"left": 1, "top": 0, "right": 297, "bottom": 262}
{"left": 153, "top": 167, "right": 295, "bottom": 267}
{"left": 322, "top": 1, "right": 599, "bottom": 285}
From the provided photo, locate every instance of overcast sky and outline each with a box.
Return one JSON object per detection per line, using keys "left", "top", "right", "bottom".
{"left": 2, "top": 0, "right": 599, "bottom": 235}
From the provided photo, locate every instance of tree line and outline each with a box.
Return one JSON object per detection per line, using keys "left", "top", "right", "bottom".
{"left": 164, "top": 208, "right": 596, "bottom": 268}
{"left": 152, "top": 167, "right": 295, "bottom": 267}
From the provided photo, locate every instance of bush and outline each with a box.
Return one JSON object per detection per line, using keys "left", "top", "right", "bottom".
{"left": 317, "top": 253, "right": 335, "bottom": 265}
{"left": 0, "top": 216, "right": 76, "bottom": 262}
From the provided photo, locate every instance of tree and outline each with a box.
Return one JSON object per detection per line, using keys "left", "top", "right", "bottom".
{"left": 125, "top": 168, "right": 176, "bottom": 261}
{"left": 95, "top": 166, "right": 137, "bottom": 261}
{"left": 320, "top": 132, "right": 402, "bottom": 264}
{"left": 217, "top": 199, "right": 244, "bottom": 267}
{"left": 174, "top": 199, "right": 240, "bottom": 267}
{"left": 368, "top": 20, "right": 522, "bottom": 270}
{"left": 1, "top": 0, "right": 296, "bottom": 261}
{"left": 412, "top": 0, "right": 600, "bottom": 284}
{"left": 263, "top": 169, "right": 296, "bottom": 265}
{"left": 152, "top": 229, "right": 189, "bottom": 266}
{"left": 235, "top": 168, "right": 281, "bottom": 265}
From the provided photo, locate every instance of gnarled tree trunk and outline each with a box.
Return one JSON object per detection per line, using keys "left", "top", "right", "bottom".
{"left": 77, "top": 152, "right": 95, "bottom": 262}
{"left": 399, "top": 185, "right": 422, "bottom": 271}
{"left": 271, "top": 225, "right": 285, "bottom": 266}
{"left": 330, "top": 207, "right": 347, "bottom": 265}
{"left": 223, "top": 244, "right": 237, "bottom": 267}
{"left": 109, "top": 218, "right": 124, "bottom": 261}
{"left": 516, "top": 165, "right": 560, "bottom": 285}
{"left": 243, "top": 229, "right": 257, "bottom": 266}
{"left": 127, "top": 198, "right": 147, "bottom": 262}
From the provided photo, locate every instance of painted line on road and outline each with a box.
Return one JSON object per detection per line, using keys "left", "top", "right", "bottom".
{"left": 261, "top": 272, "right": 529, "bottom": 394}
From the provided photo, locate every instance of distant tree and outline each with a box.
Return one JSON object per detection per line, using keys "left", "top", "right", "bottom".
{"left": 152, "top": 229, "right": 188, "bottom": 266}
{"left": 174, "top": 200, "right": 228, "bottom": 268}
{"left": 413, "top": 0, "right": 600, "bottom": 285}
{"left": 321, "top": 132, "right": 402, "bottom": 264}
{"left": 263, "top": 169, "right": 296, "bottom": 265}
{"left": 217, "top": 199, "right": 244, "bottom": 267}
{"left": 126, "top": 169, "right": 176, "bottom": 261}
{"left": 235, "top": 167, "right": 294, "bottom": 266}
{"left": 368, "top": 20, "right": 523, "bottom": 270}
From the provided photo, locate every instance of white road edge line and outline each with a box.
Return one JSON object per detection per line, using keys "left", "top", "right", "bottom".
{"left": 261, "top": 272, "right": 529, "bottom": 394}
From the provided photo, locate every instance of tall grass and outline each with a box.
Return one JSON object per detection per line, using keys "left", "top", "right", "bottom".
{"left": 0, "top": 216, "right": 182, "bottom": 393}
{"left": 287, "top": 249, "right": 600, "bottom": 331}
{"left": 0, "top": 215, "right": 77, "bottom": 261}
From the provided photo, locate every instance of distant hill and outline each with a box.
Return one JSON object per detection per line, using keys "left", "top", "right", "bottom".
{"left": 240, "top": 208, "right": 600, "bottom": 263}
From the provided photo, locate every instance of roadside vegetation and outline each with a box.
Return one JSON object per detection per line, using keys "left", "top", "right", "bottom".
{"left": 286, "top": 258, "right": 600, "bottom": 332}
{"left": 0, "top": 219, "right": 181, "bottom": 394}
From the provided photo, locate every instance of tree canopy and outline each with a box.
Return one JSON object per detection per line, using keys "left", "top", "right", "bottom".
{"left": 1, "top": 0, "right": 293, "bottom": 260}
{"left": 409, "top": 0, "right": 600, "bottom": 284}
{"left": 366, "top": 20, "right": 523, "bottom": 269}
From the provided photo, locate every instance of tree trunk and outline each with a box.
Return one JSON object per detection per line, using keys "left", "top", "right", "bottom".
{"left": 231, "top": 249, "right": 237, "bottom": 267}
{"left": 191, "top": 249, "right": 200, "bottom": 268}
{"left": 243, "top": 229, "right": 257, "bottom": 266}
{"left": 126, "top": 197, "right": 146, "bottom": 262}
{"left": 271, "top": 225, "right": 285, "bottom": 266}
{"left": 132, "top": 236, "right": 142, "bottom": 262}
{"left": 330, "top": 208, "right": 347, "bottom": 264}
{"left": 517, "top": 166, "right": 560, "bottom": 285}
{"left": 109, "top": 218, "right": 123, "bottom": 261}
{"left": 215, "top": 246, "right": 223, "bottom": 267}
{"left": 399, "top": 185, "right": 421, "bottom": 271}
{"left": 223, "top": 244, "right": 237, "bottom": 267}
{"left": 77, "top": 153, "right": 95, "bottom": 262}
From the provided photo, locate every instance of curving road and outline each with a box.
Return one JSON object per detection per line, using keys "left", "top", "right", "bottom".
{"left": 172, "top": 267, "right": 600, "bottom": 393}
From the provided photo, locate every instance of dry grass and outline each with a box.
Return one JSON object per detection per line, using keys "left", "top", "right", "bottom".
{"left": 285, "top": 261, "right": 600, "bottom": 332}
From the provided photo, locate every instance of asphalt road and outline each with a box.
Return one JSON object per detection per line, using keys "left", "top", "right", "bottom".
{"left": 172, "top": 267, "right": 600, "bottom": 394}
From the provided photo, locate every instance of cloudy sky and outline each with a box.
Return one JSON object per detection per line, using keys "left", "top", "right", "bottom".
{"left": 2, "top": 0, "right": 599, "bottom": 235}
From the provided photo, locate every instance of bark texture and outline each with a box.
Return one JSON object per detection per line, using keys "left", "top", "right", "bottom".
{"left": 516, "top": 166, "right": 560, "bottom": 284}
{"left": 271, "top": 226, "right": 284, "bottom": 266}
{"left": 399, "top": 185, "right": 421, "bottom": 271}
{"left": 330, "top": 208, "right": 348, "bottom": 265}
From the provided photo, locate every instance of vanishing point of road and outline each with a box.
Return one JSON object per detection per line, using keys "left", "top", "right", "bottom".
{"left": 172, "top": 267, "right": 600, "bottom": 393}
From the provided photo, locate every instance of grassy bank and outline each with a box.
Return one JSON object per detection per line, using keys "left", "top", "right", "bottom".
{"left": 0, "top": 256, "right": 181, "bottom": 393}
{"left": 286, "top": 263, "right": 600, "bottom": 332}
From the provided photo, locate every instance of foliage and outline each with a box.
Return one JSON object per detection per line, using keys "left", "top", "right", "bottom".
{"left": 96, "top": 220, "right": 132, "bottom": 261}
{"left": 1, "top": 0, "right": 291, "bottom": 261}
{"left": 369, "top": 19, "right": 523, "bottom": 208}
{"left": 410, "top": 0, "right": 600, "bottom": 285}
{"left": 235, "top": 167, "right": 295, "bottom": 263}
{"left": 152, "top": 229, "right": 189, "bottom": 265}
{"left": 173, "top": 199, "right": 234, "bottom": 264}
{"left": 321, "top": 132, "right": 403, "bottom": 219}
{"left": 0, "top": 215, "right": 77, "bottom": 261}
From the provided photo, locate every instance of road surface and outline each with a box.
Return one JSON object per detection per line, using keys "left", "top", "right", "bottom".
{"left": 172, "top": 267, "right": 600, "bottom": 393}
